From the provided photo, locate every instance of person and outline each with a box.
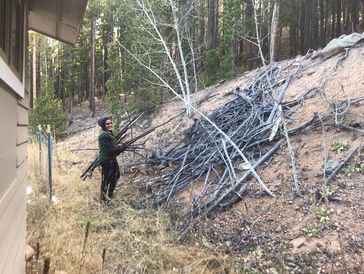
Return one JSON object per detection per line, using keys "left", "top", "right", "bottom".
{"left": 97, "top": 116, "right": 126, "bottom": 202}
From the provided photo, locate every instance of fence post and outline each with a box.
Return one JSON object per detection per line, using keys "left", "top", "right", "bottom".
{"left": 38, "top": 125, "right": 42, "bottom": 168}
{"left": 47, "top": 125, "right": 52, "bottom": 201}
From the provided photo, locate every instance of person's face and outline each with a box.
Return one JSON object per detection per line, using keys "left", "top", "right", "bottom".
{"left": 105, "top": 119, "right": 113, "bottom": 131}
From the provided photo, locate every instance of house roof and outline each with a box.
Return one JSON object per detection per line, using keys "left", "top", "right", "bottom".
{"left": 28, "top": 0, "right": 88, "bottom": 45}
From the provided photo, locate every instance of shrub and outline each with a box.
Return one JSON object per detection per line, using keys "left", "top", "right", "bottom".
{"left": 303, "top": 223, "right": 318, "bottom": 237}
{"left": 29, "top": 92, "right": 68, "bottom": 138}
{"left": 331, "top": 140, "right": 348, "bottom": 153}
{"left": 316, "top": 207, "right": 332, "bottom": 222}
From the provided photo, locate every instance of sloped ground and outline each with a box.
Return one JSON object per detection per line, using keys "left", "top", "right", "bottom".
{"left": 28, "top": 44, "right": 364, "bottom": 273}
{"left": 124, "top": 44, "right": 364, "bottom": 272}
{"left": 177, "top": 46, "right": 364, "bottom": 273}
{"left": 186, "top": 46, "right": 364, "bottom": 272}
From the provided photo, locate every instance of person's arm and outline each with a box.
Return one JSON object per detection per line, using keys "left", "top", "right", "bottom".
{"left": 99, "top": 134, "right": 121, "bottom": 157}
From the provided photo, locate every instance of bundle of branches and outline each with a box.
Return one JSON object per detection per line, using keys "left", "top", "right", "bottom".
{"left": 80, "top": 113, "right": 144, "bottom": 180}
{"left": 142, "top": 62, "right": 326, "bottom": 232}
{"left": 81, "top": 112, "right": 184, "bottom": 180}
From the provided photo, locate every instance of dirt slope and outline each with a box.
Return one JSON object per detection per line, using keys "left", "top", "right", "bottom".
{"left": 63, "top": 44, "right": 364, "bottom": 273}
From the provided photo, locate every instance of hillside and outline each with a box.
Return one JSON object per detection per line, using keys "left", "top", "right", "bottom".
{"left": 27, "top": 42, "right": 364, "bottom": 273}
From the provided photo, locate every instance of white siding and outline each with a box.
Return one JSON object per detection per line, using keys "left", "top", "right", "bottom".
{"left": 0, "top": 85, "right": 17, "bottom": 197}
{"left": 0, "top": 176, "right": 26, "bottom": 274}
{"left": 0, "top": 81, "right": 28, "bottom": 274}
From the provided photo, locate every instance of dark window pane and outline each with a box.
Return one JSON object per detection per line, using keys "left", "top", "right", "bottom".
{"left": 0, "top": 0, "right": 6, "bottom": 51}
{"left": 10, "top": 0, "right": 23, "bottom": 78}
{"left": 0, "top": 0, "right": 23, "bottom": 79}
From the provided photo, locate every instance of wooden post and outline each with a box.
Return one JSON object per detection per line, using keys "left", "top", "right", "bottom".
{"left": 38, "top": 125, "right": 42, "bottom": 167}
{"left": 43, "top": 257, "right": 50, "bottom": 274}
{"left": 36, "top": 243, "right": 40, "bottom": 261}
{"left": 47, "top": 125, "right": 52, "bottom": 201}
{"left": 102, "top": 248, "right": 106, "bottom": 274}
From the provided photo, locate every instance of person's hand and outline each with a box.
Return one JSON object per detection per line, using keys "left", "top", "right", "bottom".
{"left": 118, "top": 143, "right": 127, "bottom": 152}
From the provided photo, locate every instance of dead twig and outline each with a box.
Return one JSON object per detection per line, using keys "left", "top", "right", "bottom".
{"left": 325, "top": 145, "right": 361, "bottom": 184}
{"left": 335, "top": 48, "right": 350, "bottom": 71}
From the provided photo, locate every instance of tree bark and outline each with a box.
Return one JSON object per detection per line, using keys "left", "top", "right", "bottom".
{"left": 245, "top": 0, "right": 254, "bottom": 69}
{"left": 312, "top": 0, "right": 318, "bottom": 49}
{"left": 331, "top": 0, "right": 336, "bottom": 39}
{"left": 207, "top": 0, "right": 218, "bottom": 50}
{"left": 270, "top": 1, "right": 280, "bottom": 62}
{"left": 89, "top": 11, "right": 96, "bottom": 117}
{"left": 31, "top": 34, "right": 37, "bottom": 108}
{"left": 303, "top": 0, "right": 311, "bottom": 52}
{"left": 36, "top": 38, "right": 41, "bottom": 97}
{"left": 319, "top": 0, "right": 325, "bottom": 47}
{"left": 350, "top": 0, "right": 358, "bottom": 32}
{"left": 336, "top": 0, "right": 341, "bottom": 37}
{"left": 197, "top": 0, "right": 205, "bottom": 72}
{"left": 362, "top": 0, "right": 364, "bottom": 30}
{"left": 231, "top": 38, "right": 237, "bottom": 77}
{"left": 102, "top": 10, "right": 113, "bottom": 95}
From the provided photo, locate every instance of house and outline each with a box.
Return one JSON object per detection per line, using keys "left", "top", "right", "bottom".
{"left": 0, "top": 0, "right": 87, "bottom": 272}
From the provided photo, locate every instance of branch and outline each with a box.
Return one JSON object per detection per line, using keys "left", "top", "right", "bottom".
{"left": 325, "top": 145, "right": 361, "bottom": 184}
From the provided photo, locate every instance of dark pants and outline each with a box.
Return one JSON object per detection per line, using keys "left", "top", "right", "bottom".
{"left": 100, "top": 159, "right": 120, "bottom": 200}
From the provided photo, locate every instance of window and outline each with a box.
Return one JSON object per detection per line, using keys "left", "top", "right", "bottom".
{"left": 0, "top": 0, "right": 24, "bottom": 79}
{"left": 0, "top": 0, "right": 9, "bottom": 58}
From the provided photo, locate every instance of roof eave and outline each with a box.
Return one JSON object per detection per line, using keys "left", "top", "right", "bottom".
{"left": 28, "top": 0, "right": 88, "bottom": 45}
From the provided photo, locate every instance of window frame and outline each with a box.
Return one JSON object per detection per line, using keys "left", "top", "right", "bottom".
{"left": 0, "top": 0, "right": 25, "bottom": 97}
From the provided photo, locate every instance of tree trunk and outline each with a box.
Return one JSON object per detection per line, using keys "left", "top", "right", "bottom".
{"left": 36, "top": 38, "right": 41, "bottom": 97}
{"left": 270, "top": 1, "right": 280, "bottom": 62}
{"left": 332, "top": 0, "right": 336, "bottom": 39}
{"left": 312, "top": 0, "right": 318, "bottom": 49}
{"left": 231, "top": 38, "right": 236, "bottom": 77}
{"left": 89, "top": 12, "right": 96, "bottom": 117}
{"left": 303, "top": 0, "right": 311, "bottom": 52}
{"left": 31, "top": 34, "right": 37, "bottom": 108}
{"left": 319, "top": 0, "right": 325, "bottom": 47}
{"left": 102, "top": 11, "right": 113, "bottom": 95}
{"left": 207, "top": 0, "right": 218, "bottom": 50}
{"left": 245, "top": 0, "right": 254, "bottom": 69}
{"left": 299, "top": 1, "right": 305, "bottom": 54}
{"left": 336, "top": 0, "right": 341, "bottom": 37}
{"left": 362, "top": 1, "right": 364, "bottom": 30}
{"left": 198, "top": 0, "right": 205, "bottom": 71}
{"left": 350, "top": 0, "right": 358, "bottom": 32}
{"left": 102, "top": 34, "right": 109, "bottom": 95}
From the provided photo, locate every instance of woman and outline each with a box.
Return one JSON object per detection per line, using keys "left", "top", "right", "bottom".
{"left": 97, "top": 116, "right": 125, "bottom": 202}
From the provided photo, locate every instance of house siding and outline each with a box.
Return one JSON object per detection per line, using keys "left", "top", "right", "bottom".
{"left": 0, "top": 84, "right": 17, "bottom": 197}
{"left": 0, "top": 80, "right": 28, "bottom": 273}
{"left": 1, "top": 0, "right": 86, "bottom": 271}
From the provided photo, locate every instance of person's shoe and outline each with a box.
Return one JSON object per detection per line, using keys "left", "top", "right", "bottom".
{"left": 115, "top": 180, "right": 122, "bottom": 190}
{"left": 100, "top": 193, "right": 112, "bottom": 205}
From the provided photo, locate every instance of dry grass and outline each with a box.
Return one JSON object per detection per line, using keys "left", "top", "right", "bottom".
{"left": 26, "top": 141, "right": 232, "bottom": 273}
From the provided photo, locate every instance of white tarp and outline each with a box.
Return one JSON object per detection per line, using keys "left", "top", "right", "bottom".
{"left": 313, "top": 32, "right": 364, "bottom": 59}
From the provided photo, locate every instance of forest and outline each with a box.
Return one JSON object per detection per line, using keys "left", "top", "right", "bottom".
{"left": 25, "top": 1, "right": 364, "bottom": 272}
{"left": 29, "top": 0, "right": 364, "bottom": 134}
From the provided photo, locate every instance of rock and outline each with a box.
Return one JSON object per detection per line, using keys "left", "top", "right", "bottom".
{"left": 328, "top": 194, "right": 342, "bottom": 203}
{"left": 325, "top": 160, "right": 339, "bottom": 175}
{"left": 292, "top": 237, "right": 306, "bottom": 253}
{"left": 284, "top": 254, "right": 297, "bottom": 268}
{"left": 25, "top": 245, "right": 34, "bottom": 262}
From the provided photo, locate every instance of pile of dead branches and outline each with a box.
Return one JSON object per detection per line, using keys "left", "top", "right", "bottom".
{"left": 142, "top": 60, "right": 363, "bottom": 234}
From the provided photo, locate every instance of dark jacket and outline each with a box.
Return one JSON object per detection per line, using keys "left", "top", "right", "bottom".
{"left": 98, "top": 130, "right": 121, "bottom": 163}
